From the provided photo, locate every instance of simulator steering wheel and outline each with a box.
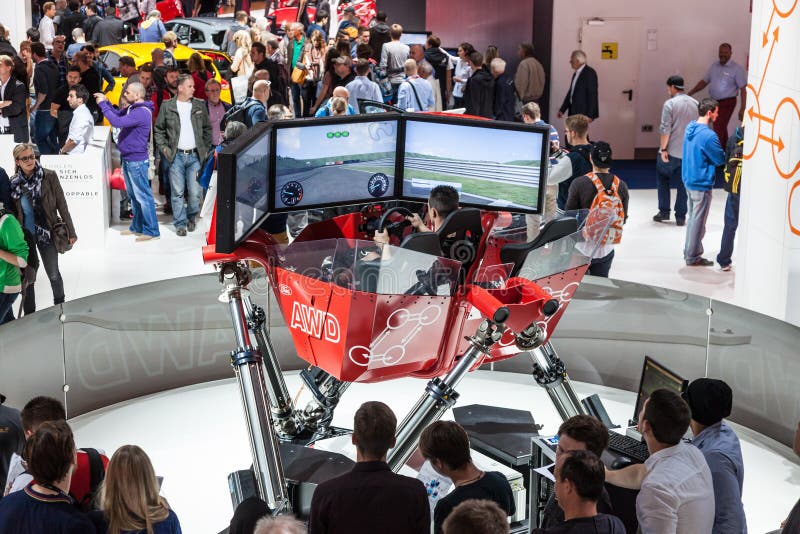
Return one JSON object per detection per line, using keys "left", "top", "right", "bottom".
{"left": 378, "top": 207, "right": 415, "bottom": 245}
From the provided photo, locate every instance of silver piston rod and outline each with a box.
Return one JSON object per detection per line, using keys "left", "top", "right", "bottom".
{"left": 530, "top": 341, "right": 586, "bottom": 421}
{"left": 387, "top": 316, "right": 507, "bottom": 472}
{"left": 242, "top": 294, "right": 300, "bottom": 438}
{"left": 221, "top": 264, "right": 290, "bottom": 513}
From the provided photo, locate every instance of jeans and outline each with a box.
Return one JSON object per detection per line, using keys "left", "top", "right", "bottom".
{"left": 123, "top": 159, "right": 160, "bottom": 237}
{"left": 291, "top": 82, "right": 311, "bottom": 117}
{"left": 588, "top": 249, "right": 615, "bottom": 277}
{"left": 716, "top": 193, "right": 740, "bottom": 267}
{"left": 0, "top": 292, "right": 18, "bottom": 325}
{"left": 22, "top": 241, "right": 64, "bottom": 314}
{"left": 159, "top": 154, "right": 172, "bottom": 206}
{"left": 168, "top": 151, "right": 201, "bottom": 229}
{"left": 656, "top": 155, "right": 687, "bottom": 220}
{"left": 684, "top": 189, "right": 713, "bottom": 264}
{"left": 34, "top": 111, "right": 58, "bottom": 155}
{"left": 390, "top": 82, "right": 402, "bottom": 105}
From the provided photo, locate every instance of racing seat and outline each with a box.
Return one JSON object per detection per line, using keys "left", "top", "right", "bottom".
{"left": 500, "top": 217, "right": 579, "bottom": 277}
{"left": 399, "top": 232, "right": 444, "bottom": 257}
{"left": 437, "top": 208, "right": 483, "bottom": 264}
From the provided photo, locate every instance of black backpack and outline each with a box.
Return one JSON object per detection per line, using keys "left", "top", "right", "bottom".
{"left": 221, "top": 99, "right": 262, "bottom": 130}
{"left": 723, "top": 128, "right": 744, "bottom": 195}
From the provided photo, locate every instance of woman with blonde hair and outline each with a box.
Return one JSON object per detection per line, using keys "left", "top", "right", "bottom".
{"left": 10, "top": 143, "right": 76, "bottom": 315}
{"left": 230, "top": 30, "right": 254, "bottom": 79}
{"left": 92, "top": 445, "right": 181, "bottom": 534}
{"left": 329, "top": 96, "right": 348, "bottom": 116}
{"left": 161, "top": 31, "right": 178, "bottom": 67}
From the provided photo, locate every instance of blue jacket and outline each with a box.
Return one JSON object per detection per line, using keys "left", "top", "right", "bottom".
{"left": 99, "top": 99, "right": 154, "bottom": 161}
{"left": 682, "top": 121, "right": 725, "bottom": 190}
{"left": 242, "top": 97, "right": 267, "bottom": 128}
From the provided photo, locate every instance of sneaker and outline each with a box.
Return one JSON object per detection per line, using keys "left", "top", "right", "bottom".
{"left": 176, "top": 227, "right": 187, "bottom": 237}
{"left": 687, "top": 258, "right": 714, "bottom": 267}
{"left": 653, "top": 212, "right": 670, "bottom": 223}
{"left": 718, "top": 263, "right": 732, "bottom": 272}
{"left": 187, "top": 219, "right": 196, "bottom": 232}
{"left": 676, "top": 218, "right": 686, "bottom": 227}
{"left": 120, "top": 230, "right": 141, "bottom": 236}
{"left": 136, "top": 234, "right": 160, "bottom": 242}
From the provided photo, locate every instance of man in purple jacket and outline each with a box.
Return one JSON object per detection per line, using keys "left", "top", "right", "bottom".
{"left": 95, "top": 83, "right": 160, "bottom": 241}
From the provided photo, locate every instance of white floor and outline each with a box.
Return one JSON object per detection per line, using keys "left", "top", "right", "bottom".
{"left": 30, "top": 189, "right": 736, "bottom": 308}
{"left": 69, "top": 371, "right": 798, "bottom": 534}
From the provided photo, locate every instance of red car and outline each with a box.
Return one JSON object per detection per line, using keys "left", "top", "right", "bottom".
{"left": 155, "top": 0, "right": 184, "bottom": 23}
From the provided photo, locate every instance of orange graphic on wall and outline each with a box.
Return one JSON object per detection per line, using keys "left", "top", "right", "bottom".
{"left": 743, "top": 0, "right": 800, "bottom": 235}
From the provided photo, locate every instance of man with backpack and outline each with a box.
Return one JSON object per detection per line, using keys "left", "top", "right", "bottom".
{"left": 548, "top": 114, "right": 594, "bottom": 212}
{"left": 221, "top": 79, "right": 269, "bottom": 129}
{"left": 716, "top": 124, "right": 743, "bottom": 272}
{"left": 565, "top": 141, "right": 629, "bottom": 277}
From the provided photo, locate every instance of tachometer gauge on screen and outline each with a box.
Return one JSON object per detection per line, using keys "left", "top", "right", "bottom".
{"left": 368, "top": 173, "right": 390, "bottom": 198}
{"left": 280, "top": 180, "right": 304, "bottom": 206}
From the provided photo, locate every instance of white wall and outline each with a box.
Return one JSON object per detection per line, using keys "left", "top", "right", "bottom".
{"left": 549, "top": 0, "right": 752, "bottom": 149}
{"left": 736, "top": 0, "right": 800, "bottom": 325}
{"left": 5, "top": 1, "right": 32, "bottom": 49}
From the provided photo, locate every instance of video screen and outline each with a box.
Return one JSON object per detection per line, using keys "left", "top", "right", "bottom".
{"left": 403, "top": 120, "right": 546, "bottom": 213}
{"left": 273, "top": 120, "right": 398, "bottom": 210}
{"left": 633, "top": 357, "right": 685, "bottom": 423}
{"left": 233, "top": 133, "right": 271, "bottom": 243}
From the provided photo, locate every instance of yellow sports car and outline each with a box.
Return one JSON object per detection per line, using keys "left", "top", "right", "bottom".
{"left": 97, "top": 42, "right": 232, "bottom": 106}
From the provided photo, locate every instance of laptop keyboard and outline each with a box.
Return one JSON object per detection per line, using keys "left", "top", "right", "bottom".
{"left": 608, "top": 432, "right": 650, "bottom": 463}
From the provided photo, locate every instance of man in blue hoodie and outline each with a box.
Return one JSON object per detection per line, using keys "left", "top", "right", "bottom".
{"left": 682, "top": 98, "right": 725, "bottom": 266}
{"left": 95, "top": 83, "right": 160, "bottom": 241}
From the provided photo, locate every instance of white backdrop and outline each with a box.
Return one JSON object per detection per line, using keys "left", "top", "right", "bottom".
{"left": 737, "top": 0, "right": 800, "bottom": 325}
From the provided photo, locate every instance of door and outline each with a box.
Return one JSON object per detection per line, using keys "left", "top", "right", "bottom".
{"left": 580, "top": 18, "right": 641, "bottom": 159}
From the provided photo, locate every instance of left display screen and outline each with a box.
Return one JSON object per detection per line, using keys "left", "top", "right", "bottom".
{"left": 233, "top": 133, "right": 271, "bottom": 244}
{"left": 273, "top": 120, "right": 398, "bottom": 211}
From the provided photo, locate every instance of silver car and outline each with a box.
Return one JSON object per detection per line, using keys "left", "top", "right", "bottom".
{"left": 164, "top": 17, "right": 233, "bottom": 51}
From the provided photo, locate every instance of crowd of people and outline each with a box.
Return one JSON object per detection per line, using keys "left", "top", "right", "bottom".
{"left": 2, "top": 382, "right": 798, "bottom": 533}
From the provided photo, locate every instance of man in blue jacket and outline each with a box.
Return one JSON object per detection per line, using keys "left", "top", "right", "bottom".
{"left": 95, "top": 83, "right": 160, "bottom": 241}
{"left": 682, "top": 98, "right": 725, "bottom": 266}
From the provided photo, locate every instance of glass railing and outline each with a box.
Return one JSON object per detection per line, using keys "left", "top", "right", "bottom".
{"left": 1, "top": 273, "right": 798, "bottom": 448}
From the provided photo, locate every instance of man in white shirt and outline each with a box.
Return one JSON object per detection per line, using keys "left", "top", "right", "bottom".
{"left": 345, "top": 58, "right": 382, "bottom": 111}
{"left": 606, "top": 389, "right": 715, "bottom": 534}
{"left": 60, "top": 84, "right": 93, "bottom": 155}
{"left": 153, "top": 74, "right": 212, "bottom": 236}
{"left": 39, "top": 2, "right": 57, "bottom": 51}
{"left": 397, "top": 59, "right": 434, "bottom": 113}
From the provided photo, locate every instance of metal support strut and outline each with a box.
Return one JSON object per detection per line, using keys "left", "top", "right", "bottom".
{"left": 387, "top": 313, "right": 509, "bottom": 472}
{"left": 530, "top": 341, "right": 586, "bottom": 421}
{"left": 220, "top": 263, "right": 291, "bottom": 513}
{"left": 242, "top": 294, "right": 301, "bottom": 439}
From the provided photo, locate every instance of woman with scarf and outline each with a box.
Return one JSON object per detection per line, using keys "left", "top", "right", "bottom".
{"left": 10, "top": 143, "right": 76, "bottom": 314}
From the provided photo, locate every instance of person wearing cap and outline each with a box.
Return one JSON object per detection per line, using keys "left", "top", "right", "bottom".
{"left": 683, "top": 378, "right": 747, "bottom": 534}
{"left": 565, "top": 141, "right": 629, "bottom": 277}
{"left": 654, "top": 75, "right": 698, "bottom": 226}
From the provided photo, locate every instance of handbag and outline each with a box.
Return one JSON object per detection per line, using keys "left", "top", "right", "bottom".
{"left": 51, "top": 218, "right": 73, "bottom": 254}
{"left": 291, "top": 65, "right": 308, "bottom": 85}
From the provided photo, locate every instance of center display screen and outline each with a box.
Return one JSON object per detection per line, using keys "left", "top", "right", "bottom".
{"left": 402, "top": 119, "right": 547, "bottom": 214}
{"left": 273, "top": 119, "right": 398, "bottom": 211}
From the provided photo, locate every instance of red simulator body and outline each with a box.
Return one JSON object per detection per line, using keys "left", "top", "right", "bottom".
{"left": 203, "top": 206, "right": 606, "bottom": 384}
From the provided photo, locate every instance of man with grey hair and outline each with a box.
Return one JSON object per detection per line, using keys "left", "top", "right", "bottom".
{"left": 557, "top": 50, "right": 598, "bottom": 121}
{"left": 417, "top": 60, "right": 442, "bottom": 111}
{"left": 66, "top": 28, "right": 86, "bottom": 59}
{"left": 253, "top": 515, "right": 307, "bottom": 534}
{"left": 490, "top": 57, "right": 515, "bottom": 121}
{"left": 397, "top": 59, "right": 434, "bottom": 112}
{"left": 96, "top": 82, "right": 161, "bottom": 241}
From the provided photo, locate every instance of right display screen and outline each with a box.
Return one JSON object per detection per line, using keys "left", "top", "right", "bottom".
{"left": 402, "top": 119, "right": 547, "bottom": 213}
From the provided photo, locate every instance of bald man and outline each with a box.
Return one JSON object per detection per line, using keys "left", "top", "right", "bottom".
{"left": 314, "top": 86, "right": 357, "bottom": 116}
{"left": 241, "top": 79, "right": 271, "bottom": 127}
